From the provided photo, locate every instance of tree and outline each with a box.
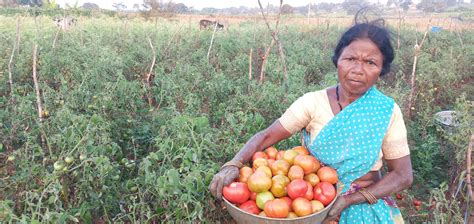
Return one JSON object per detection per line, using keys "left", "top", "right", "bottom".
{"left": 281, "top": 4, "right": 294, "bottom": 14}
{"left": 112, "top": 2, "right": 127, "bottom": 11}
{"left": 342, "top": 0, "right": 370, "bottom": 15}
{"left": 82, "top": 2, "right": 99, "bottom": 10}
{"left": 400, "top": 0, "right": 412, "bottom": 11}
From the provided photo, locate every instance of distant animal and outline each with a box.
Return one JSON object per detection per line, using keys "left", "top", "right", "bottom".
{"left": 53, "top": 17, "right": 77, "bottom": 30}
{"left": 199, "top": 19, "right": 224, "bottom": 31}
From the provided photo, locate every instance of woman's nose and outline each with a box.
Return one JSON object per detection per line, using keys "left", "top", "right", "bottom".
{"left": 351, "top": 61, "right": 364, "bottom": 74}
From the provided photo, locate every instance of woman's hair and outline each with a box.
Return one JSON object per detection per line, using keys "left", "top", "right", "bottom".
{"left": 331, "top": 9, "right": 394, "bottom": 76}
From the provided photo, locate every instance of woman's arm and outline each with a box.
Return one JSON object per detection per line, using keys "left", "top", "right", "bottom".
{"left": 209, "top": 120, "right": 292, "bottom": 199}
{"left": 231, "top": 120, "right": 293, "bottom": 164}
{"left": 323, "top": 155, "right": 413, "bottom": 223}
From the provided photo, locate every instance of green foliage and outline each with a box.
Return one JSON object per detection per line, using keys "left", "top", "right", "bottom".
{"left": 0, "top": 12, "right": 472, "bottom": 223}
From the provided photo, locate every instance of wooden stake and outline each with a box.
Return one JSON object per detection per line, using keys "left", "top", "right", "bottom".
{"left": 8, "top": 17, "right": 20, "bottom": 99}
{"left": 52, "top": 27, "right": 61, "bottom": 49}
{"left": 145, "top": 34, "right": 157, "bottom": 108}
{"left": 257, "top": 0, "right": 289, "bottom": 91}
{"left": 207, "top": 22, "right": 218, "bottom": 61}
{"left": 407, "top": 30, "right": 428, "bottom": 119}
{"left": 260, "top": 39, "right": 275, "bottom": 84}
{"left": 249, "top": 48, "right": 253, "bottom": 80}
{"left": 467, "top": 134, "right": 474, "bottom": 224}
{"left": 32, "top": 44, "right": 43, "bottom": 122}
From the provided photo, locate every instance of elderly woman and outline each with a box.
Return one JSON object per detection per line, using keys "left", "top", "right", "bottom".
{"left": 209, "top": 17, "right": 413, "bottom": 223}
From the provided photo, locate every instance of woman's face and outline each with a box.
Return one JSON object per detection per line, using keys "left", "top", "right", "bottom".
{"left": 337, "top": 38, "right": 384, "bottom": 97}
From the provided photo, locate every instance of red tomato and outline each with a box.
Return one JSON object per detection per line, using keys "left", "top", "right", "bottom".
{"left": 317, "top": 166, "right": 338, "bottom": 185}
{"left": 250, "top": 192, "right": 257, "bottom": 201}
{"left": 287, "top": 179, "right": 308, "bottom": 200}
{"left": 223, "top": 182, "right": 251, "bottom": 204}
{"left": 239, "top": 200, "right": 260, "bottom": 215}
{"left": 313, "top": 182, "right": 336, "bottom": 206}
{"left": 304, "top": 182, "right": 313, "bottom": 200}
{"left": 280, "top": 196, "right": 293, "bottom": 212}
{"left": 252, "top": 152, "right": 269, "bottom": 162}
{"left": 265, "top": 147, "right": 278, "bottom": 159}
{"left": 264, "top": 199, "right": 290, "bottom": 218}
{"left": 413, "top": 199, "right": 422, "bottom": 206}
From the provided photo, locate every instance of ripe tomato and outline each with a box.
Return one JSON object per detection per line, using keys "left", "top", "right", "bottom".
{"left": 292, "top": 197, "right": 312, "bottom": 217}
{"left": 317, "top": 166, "right": 338, "bottom": 185}
{"left": 271, "top": 174, "right": 290, "bottom": 197}
{"left": 304, "top": 173, "right": 320, "bottom": 186}
{"left": 313, "top": 182, "right": 336, "bottom": 206}
{"left": 265, "top": 147, "right": 278, "bottom": 159}
{"left": 288, "top": 165, "right": 304, "bottom": 181}
{"left": 294, "top": 155, "right": 320, "bottom": 174}
{"left": 280, "top": 196, "right": 293, "bottom": 212}
{"left": 239, "top": 166, "right": 253, "bottom": 183}
{"left": 270, "top": 159, "right": 290, "bottom": 176}
{"left": 282, "top": 150, "right": 299, "bottom": 165}
{"left": 287, "top": 179, "right": 308, "bottom": 199}
{"left": 223, "top": 182, "right": 251, "bottom": 204}
{"left": 264, "top": 199, "right": 290, "bottom": 218}
{"left": 250, "top": 192, "right": 257, "bottom": 201}
{"left": 239, "top": 200, "right": 260, "bottom": 215}
{"left": 267, "top": 159, "right": 276, "bottom": 167}
{"left": 252, "top": 152, "right": 269, "bottom": 162}
{"left": 292, "top": 146, "right": 309, "bottom": 155}
{"left": 252, "top": 158, "right": 269, "bottom": 169}
{"left": 304, "top": 182, "right": 313, "bottom": 200}
{"left": 256, "top": 166, "right": 272, "bottom": 178}
{"left": 276, "top": 151, "right": 285, "bottom": 160}
{"left": 247, "top": 171, "right": 272, "bottom": 193}
{"left": 413, "top": 199, "right": 422, "bottom": 206}
{"left": 310, "top": 200, "right": 324, "bottom": 213}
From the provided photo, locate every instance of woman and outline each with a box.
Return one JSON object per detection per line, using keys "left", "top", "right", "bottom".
{"left": 209, "top": 18, "right": 413, "bottom": 223}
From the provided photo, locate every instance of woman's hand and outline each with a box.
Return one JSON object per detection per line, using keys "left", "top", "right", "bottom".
{"left": 209, "top": 121, "right": 292, "bottom": 200}
{"left": 208, "top": 166, "right": 239, "bottom": 200}
{"left": 322, "top": 196, "right": 350, "bottom": 224}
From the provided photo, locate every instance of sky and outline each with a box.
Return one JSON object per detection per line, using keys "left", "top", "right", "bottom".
{"left": 56, "top": 0, "right": 406, "bottom": 10}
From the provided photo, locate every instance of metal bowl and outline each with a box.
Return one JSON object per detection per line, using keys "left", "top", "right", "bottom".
{"left": 223, "top": 184, "right": 342, "bottom": 224}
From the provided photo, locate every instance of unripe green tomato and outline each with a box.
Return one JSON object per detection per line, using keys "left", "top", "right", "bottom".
{"left": 130, "top": 186, "right": 138, "bottom": 192}
{"left": 62, "top": 166, "right": 68, "bottom": 172}
{"left": 79, "top": 154, "right": 86, "bottom": 160}
{"left": 54, "top": 161, "right": 65, "bottom": 171}
{"left": 7, "top": 155, "right": 15, "bottom": 162}
{"left": 121, "top": 158, "right": 128, "bottom": 164}
{"left": 64, "top": 157, "right": 74, "bottom": 164}
{"left": 112, "top": 175, "right": 120, "bottom": 180}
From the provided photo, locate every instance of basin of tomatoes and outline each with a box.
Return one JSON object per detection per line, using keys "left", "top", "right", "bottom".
{"left": 222, "top": 146, "right": 340, "bottom": 220}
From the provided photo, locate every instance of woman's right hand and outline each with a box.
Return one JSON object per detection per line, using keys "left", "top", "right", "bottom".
{"left": 208, "top": 165, "right": 240, "bottom": 200}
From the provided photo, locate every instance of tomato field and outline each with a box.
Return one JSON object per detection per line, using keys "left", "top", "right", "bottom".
{"left": 0, "top": 8, "right": 473, "bottom": 223}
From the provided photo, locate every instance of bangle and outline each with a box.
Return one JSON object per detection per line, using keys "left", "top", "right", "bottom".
{"left": 220, "top": 160, "right": 243, "bottom": 171}
{"left": 358, "top": 188, "right": 378, "bottom": 205}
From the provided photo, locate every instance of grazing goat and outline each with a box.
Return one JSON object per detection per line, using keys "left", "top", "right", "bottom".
{"left": 199, "top": 19, "right": 224, "bottom": 31}
{"left": 53, "top": 17, "right": 77, "bottom": 30}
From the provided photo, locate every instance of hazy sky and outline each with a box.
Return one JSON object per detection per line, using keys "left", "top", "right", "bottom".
{"left": 56, "top": 0, "right": 401, "bottom": 10}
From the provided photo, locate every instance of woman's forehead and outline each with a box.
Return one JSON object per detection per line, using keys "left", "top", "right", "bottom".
{"left": 341, "top": 38, "right": 383, "bottom": 57}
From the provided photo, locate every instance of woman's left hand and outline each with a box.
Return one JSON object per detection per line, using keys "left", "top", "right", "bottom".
{"left": 322, "top": 195, "right": 350, "bottom": 224}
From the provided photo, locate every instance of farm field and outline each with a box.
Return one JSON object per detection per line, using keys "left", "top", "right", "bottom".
{"left": 0, "top": 9, "right": 473, "bottom": 223}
